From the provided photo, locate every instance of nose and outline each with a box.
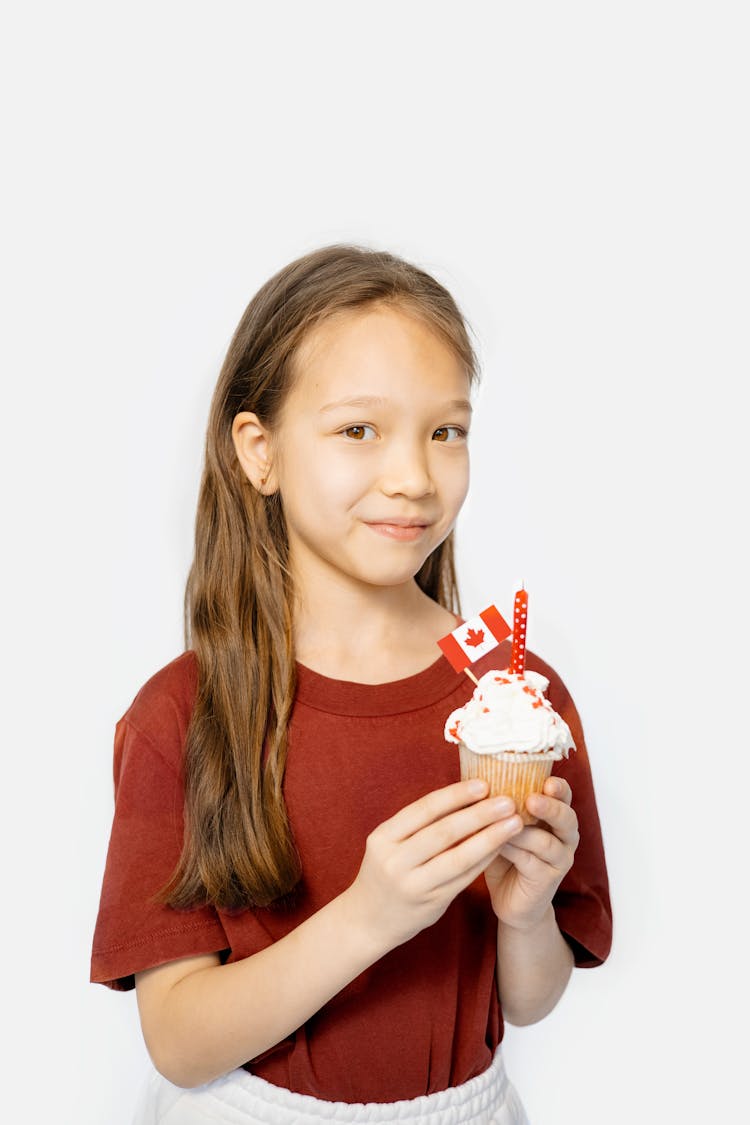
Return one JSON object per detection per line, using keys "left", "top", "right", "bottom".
{"left": 378, "top": 439, "right": 437, "bottom": 499}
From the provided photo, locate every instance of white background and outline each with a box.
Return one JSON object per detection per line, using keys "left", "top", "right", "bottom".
{"left": 2, "top": 2, "right": 747, "bottom": 1122}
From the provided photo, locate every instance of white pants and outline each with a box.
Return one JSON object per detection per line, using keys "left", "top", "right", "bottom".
{"left": 132, "top": 1045, "right": 530, "bottom": 1124}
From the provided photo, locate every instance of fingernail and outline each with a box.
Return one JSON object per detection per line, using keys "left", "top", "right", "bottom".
{"left": 468, "top": 779, "right": 488, "bottom": 795}
{"left": 490, "top": 796, "right": 514, "bottom": 814}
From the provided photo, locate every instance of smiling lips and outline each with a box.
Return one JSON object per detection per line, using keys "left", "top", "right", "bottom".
{"left": 365, "top": 519, "right": 430, "bottom": 541}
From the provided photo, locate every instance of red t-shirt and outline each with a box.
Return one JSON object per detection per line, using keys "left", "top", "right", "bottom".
{"left": 91, "top": 639, "right": 612, "bottom": 1102}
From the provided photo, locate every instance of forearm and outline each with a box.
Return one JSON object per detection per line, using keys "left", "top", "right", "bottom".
{"left": 153, "top": 887, "right": 387, "bottom": 1087}
{"left": 496, "top": 904, "right": 574, "bottom": 1025}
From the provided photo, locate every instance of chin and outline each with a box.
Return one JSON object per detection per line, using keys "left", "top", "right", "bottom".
{"left": 356, "top": 560, "right": 431, "bottom": 587}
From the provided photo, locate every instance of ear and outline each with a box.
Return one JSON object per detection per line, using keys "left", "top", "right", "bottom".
{"left": 231, "top": 411, "right": 276, "bottom": 494}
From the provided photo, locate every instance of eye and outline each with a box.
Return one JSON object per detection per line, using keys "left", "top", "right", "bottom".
{"left": 433, "top": 425, "right": 468, "bottom": 442}
{"left": 340, "top": 424, "right": 377, "bottom": 441}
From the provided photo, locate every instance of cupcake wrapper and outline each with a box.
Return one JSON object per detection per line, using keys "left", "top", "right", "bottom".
{"left": 458, "top": 742, "right": 555, "bottom": 825}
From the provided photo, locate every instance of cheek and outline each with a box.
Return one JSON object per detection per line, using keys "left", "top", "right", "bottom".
{"left": 442, "top": 458, "right": 470, "bottom": 507}
{"left": 297, "top": 455, "right": 362, "bottom": 512}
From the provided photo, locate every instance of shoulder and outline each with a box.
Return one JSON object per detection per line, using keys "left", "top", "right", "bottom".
{"left": 116, "top": 650, "right": 199, "bottom": 767}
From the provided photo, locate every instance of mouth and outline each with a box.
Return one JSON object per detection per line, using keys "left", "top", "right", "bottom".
{"left": 365, "top": 522, "right": 430, "bottom": 541}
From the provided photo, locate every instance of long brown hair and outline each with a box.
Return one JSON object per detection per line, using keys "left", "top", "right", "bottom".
{"left": 160, "top": 243, "right": 481, "bottom": 910}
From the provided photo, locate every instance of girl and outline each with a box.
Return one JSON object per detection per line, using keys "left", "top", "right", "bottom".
{"left": 91, "top": 244, "right": 612, "bottom": 1124}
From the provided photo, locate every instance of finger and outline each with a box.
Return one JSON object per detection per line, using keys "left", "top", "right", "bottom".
{"left": 497, "top": 838, "right": 570, "bottom": 882}
{"left": 498, "top": 825, "right": 571, "bottom": 870}
{"left": 524, "top": 793, "right": 579, "bottom": 848}
{"left": 422, "top": 811, "right": 524, "bottom": 889}
{"left": 436, "top": 841, "right": 512, "bottom": 900}
{"left": 405, "top": 794, "right": 518, "bottom": 867}
{"left": 484, "top": 852, "right": 513, "bottom": 881}
{"left": 446, "top": 845, "right": 513, "bottom": 897}
{"left": 380, "top": 780, "right": 491, "bottom": 842}
{"left": 542, "top": 775, "right": 572, "bottom": 806}
{"left": 496, "top": 841, "right": 553, "bottom": 880}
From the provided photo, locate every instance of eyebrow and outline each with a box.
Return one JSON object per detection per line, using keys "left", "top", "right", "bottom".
{"left": 319, "top": 395, "right": 473, "bottom": 414}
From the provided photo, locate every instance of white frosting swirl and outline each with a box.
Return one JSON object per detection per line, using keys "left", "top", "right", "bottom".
{"left": 443, "top": 669, "right": 576, "bottom": 758}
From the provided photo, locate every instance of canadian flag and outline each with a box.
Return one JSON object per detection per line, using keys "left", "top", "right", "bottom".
{"left": 437, "top": 605, "right": 512, "bottom": 673}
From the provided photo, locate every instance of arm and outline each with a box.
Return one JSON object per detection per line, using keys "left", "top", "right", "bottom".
{"left": 496, "top": 904, "right": 574, "bottom": 1024}
{"left": 484, "top": 775, "right": 580, "bottom": 1025}
{"left": 136, "top": 778, "right": 524, "bottom": 1089}
{"left": 136, "top": 885, "right": 386, "bottom": 1089}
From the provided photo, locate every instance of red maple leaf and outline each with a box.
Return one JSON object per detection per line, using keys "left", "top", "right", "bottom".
{"left": 464, "top": 627, "right": 485, "bottom": 648}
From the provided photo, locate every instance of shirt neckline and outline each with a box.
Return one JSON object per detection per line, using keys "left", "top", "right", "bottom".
{"left": 293, "top": 614, "right": 470, "bottom": 716}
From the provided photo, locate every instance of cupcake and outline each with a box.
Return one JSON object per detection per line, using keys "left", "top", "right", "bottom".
{"left": 444, "top": 669, "right": 576, "bottom": 824}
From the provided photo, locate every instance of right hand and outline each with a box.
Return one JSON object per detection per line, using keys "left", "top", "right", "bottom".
{"left": 347, "top": 779, "right": 523, "bottom": 952}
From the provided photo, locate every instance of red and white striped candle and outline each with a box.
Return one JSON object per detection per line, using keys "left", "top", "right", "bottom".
{"left": 509, "top": 587, "right": 528, "bottom": 674}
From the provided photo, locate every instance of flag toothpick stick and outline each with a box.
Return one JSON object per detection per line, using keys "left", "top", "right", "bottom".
{"left": 436, "top": 604, "right": 512, "bottom": 685}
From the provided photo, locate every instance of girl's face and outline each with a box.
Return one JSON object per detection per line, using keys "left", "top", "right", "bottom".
{"left": 246, "top": 304, "right": 472, "bottom": 596}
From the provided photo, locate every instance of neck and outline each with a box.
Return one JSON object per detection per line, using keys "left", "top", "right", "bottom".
{"left": 291, "top": 578, "right": 453, "bottom": 680}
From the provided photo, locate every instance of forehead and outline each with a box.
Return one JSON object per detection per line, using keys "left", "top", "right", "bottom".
{"left": 289, "top": 305, "right": 469, "bottom": 407}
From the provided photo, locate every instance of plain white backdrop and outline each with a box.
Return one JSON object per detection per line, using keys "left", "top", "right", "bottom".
{"left": 2, "top": 2, "right": 747, "bottom": 1122}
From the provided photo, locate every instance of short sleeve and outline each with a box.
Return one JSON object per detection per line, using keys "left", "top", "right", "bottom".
{"left": 90, "top": 716, "right": 229, "bottom": 991}
{"left": 527, "top": 652, "right": 613, "bottom": 968}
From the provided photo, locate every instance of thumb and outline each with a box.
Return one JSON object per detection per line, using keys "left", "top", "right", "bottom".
{"left": 483, "top": 852, "right": 512, "bottom": 885}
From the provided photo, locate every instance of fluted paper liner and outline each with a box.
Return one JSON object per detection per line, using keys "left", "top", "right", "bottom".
{"left": 458, "top": 741, "right": 555, "bottom": 825}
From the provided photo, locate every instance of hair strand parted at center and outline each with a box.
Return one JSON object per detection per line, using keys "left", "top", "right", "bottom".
{"left": 158, "top": 243, "right": 482, "bottom": 911}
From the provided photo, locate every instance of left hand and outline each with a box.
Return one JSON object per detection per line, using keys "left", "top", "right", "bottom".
{"left": 483, "top": 776, "right": 580, "bottom": 932}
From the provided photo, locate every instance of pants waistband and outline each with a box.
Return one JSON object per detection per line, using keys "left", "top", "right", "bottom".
{"left": 133, "top": 1045, "right": 530, "bottom": 1124}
